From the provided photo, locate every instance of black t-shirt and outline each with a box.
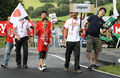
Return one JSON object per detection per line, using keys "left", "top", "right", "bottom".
{"left": 86, "top": 15, "right": 105, "bottom": 37}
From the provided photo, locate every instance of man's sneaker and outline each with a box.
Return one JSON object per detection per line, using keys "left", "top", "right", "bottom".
{"left": 64, "top": 67, "right": 68, "bottom": 72}
{"left": 38, "top": 66, "right": 42, "bottom": 71}
{"left": 75, "top": 69, "right": 82, "bottom": 73}
{"left": 88, "top": 64, "right": 93, "bottom": 70}
{"left": 1, "top": 64, "right": 7, "bottom": 68}
{"left": 92, "top": 64, "right": 98, "bottom": 69}
{"left": 23, "top": 65, "right": 28, "bottom": 69}
{"left": 17, "top": 64, "right": 21, "bottom": 68}
{"left": 43, "top": 64, "right": 47, "bottom": 69}
{"left": 38, "top": 66, "right": 46, "bottom": 72}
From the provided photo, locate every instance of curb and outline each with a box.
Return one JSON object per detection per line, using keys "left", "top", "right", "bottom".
{"left": 97, "top": 58, "right": 116, "bottom": 65}
{"left": 84, "top": 52, "right": 117, "bottom": 65}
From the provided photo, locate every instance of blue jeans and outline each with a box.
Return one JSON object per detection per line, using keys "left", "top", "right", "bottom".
{"left": 52, "top": 38, "right": 56, "bottom": 48}
{"left": 80, "top": 37, "right": 85, "bottom": 48}
{"left": 3, "top": 42, "right": 13, "bottom": 66}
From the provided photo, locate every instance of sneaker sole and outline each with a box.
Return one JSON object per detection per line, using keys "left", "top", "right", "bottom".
{"left": 42, "top": 68, "right": 47, "bottom": 72}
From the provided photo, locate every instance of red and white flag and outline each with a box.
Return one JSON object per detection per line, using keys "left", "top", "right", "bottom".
{"left": 10, "top": 3, "right": 28, "bottom": 23}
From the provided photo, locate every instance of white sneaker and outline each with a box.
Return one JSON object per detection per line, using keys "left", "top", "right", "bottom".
{"left": 38, "top": 66, "right": 46, "bottom": 72}
{"left": 118, "top": 58, "right": 120, "bottom": 63}
{"left": 38, "top": 66, "right": 42, "bottom": 71}
{"left": 43, "top": 64, "right": 47, "bottom": 69}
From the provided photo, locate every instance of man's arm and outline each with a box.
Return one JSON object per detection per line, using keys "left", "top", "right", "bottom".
{"left": 63, "top": 28, "right": 67, "bottom": 44}
{"left": 27, "top": 28, "right": 31, "bottom": 43}
{"left": 84, "top": 21, "right": 89, "bottom": 28}
{"left": 49, "top": 37, "right": 52, "bottom": 46}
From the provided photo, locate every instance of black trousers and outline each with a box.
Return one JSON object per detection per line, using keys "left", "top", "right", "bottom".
{"left": 64, "top": 41, "right": 80, "bottom": 71}
{"left": 15, "top": 36, "right": 28, "bottom": 66}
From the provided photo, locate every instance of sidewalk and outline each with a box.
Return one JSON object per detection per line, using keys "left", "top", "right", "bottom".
{"left": 80, "top": 48, "right": 120, "bottom": 65}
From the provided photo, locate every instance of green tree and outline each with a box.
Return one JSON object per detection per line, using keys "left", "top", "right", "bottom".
{"left": 48, "top": 8, "right": 57, "bottom": 14}
{"left": 0, "top": 0, "right": 22, "bottom": 20}
{"left": 56, "top": 4, "right": 69, "bottom": 16}
{"left": 43, "top": 3, "right": 55, "bottom": 10}
{"left": 30, "top": 3, "right": 55, "bottom": 18}
{"left": 30, "top": 6, "right": 46, "bottom": 18}
{"left": 56, "top": 0, "right": 69, "bottom": 6}
{"left": 26, "top": 6, "right": 34, "bottom": 16}
{"left": 39, "top": 0, "right": 55, "bottom": 3}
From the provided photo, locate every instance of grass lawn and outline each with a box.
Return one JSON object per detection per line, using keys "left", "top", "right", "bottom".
{"left": 98, "top": 65, "right": 120, "bottom": 76}
{"left": 31, "top": 15, "right": 70, "bottom": 22}
{"left": 0, "top": 36, "right": 5, "bottom": 47}
{"left": 58, "top": 15, "right": 70, "bottom": 21}
{"left": 31, "top": 17, "right": 41, "bottom": 22}
{"left": 22, "top": 0, "right": 57, "bottom": 9}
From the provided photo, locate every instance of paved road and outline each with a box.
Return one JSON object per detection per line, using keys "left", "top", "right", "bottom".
{"left": 0, "top": 48, "right": 120, "bottom": 78}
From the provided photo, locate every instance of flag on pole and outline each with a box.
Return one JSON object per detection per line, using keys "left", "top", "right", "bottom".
{"left": 113, "top": 0, "right": 119, "bottom": 17}
{"left": 10, "top": 3, "right": 28, "bottom": 23}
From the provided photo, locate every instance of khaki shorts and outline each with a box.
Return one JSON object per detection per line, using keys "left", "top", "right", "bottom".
{"left": 86, "top": 35, "right": 102, "bottom": 53}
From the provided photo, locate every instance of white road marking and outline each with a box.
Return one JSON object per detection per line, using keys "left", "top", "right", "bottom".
{"left": 49, "top": 54, "right": 120, "bottom": 78}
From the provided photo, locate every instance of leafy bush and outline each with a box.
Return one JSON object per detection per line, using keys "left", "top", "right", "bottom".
{"left": 30, "top": 3, "right": 55, "bottom": 18}
{"left": 48, "top": 8, "right": 57, "bottom": 14}
{"left": 26, "top": 6, "right": 34, "bottom": 15}
{"left": 39, "top": 0, "right": 55, "bottom": 3}
{"left": 30, "top": 6, "right": 46, "bottom": 18}
{"left": 56, "top": 4, "right": 69, "bottom": 16}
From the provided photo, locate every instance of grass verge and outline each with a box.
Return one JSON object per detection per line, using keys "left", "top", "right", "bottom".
{"left": 0, "top": 36, "right": 5, "bottom": 47}
{"left": 98, "top": 65, "right": 120, "bottom": 76}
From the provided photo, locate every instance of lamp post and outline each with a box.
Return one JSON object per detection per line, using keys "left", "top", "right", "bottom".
{"left": 96, "top": 0, "right": 98, "bottom": 15}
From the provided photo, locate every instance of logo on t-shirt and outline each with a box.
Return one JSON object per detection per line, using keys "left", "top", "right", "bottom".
{"left": 99, "top": 22, "right": 102, "bottom": 25}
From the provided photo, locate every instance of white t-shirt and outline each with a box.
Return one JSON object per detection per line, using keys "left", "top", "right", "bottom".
{"left": 64, "top": 18, "right": 82, "bottom": 42}
{"left": 13, "top": 19, "right": 30, "bottom": 38}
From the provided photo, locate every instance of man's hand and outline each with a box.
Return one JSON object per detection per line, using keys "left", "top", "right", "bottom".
{"left": 102, "top": 29, "right": 108, "bottom": 33}
{"left": 49, "top": 41, "right": 52, "bottom": 47}
{"left": 80, "top": 28, "right": 83, "bottom": 31}
{"left": 62, "top": 38, "right": 66, "bottom": 45}
{"left": 16, "top": 36, "right": 21, "bottom": 41}
{"left": 28, "top": 38, "right": 31, "bottom": 43}
{"left": 4, "top": 40, "right": 6, "bottom": 44}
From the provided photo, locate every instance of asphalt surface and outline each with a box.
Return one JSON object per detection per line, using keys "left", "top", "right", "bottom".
{"left": 0, "top": 48, "right": 120, "bottom": 78}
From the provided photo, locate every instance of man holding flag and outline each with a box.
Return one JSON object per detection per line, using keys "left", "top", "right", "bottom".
{"left": 11, "top": 3, "right": 31, "bottom": 69}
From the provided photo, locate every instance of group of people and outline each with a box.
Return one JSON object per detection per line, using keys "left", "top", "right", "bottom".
{"left": 1, "top": 7, "right": 107, "bottom": 73}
